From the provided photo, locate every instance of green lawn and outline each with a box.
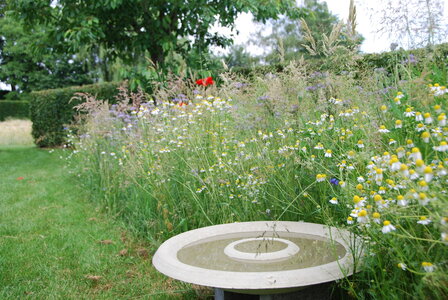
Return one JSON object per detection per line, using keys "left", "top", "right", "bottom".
{"left": 0, "top": 147, "right": 203, "bottom": 299}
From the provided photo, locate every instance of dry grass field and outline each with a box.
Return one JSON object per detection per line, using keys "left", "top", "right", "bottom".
{"left": 0, "top": 119, "right": 33, "bottom": 146}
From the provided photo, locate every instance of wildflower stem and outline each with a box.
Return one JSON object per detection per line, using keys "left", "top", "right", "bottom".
{"left": 276, "top": 181, "right": 317, "bottom": 220}
{"left": 391, "top": 232, "right": 444, "bottom": 244}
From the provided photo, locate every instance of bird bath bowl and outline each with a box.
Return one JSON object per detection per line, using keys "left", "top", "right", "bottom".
{"left": 153, "top": 221, "right": 359, "bottom": 299}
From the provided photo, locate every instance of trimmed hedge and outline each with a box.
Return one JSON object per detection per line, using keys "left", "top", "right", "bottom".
{"left": 30, "top": 82, "right": 122, "bottom": 147}
{"left": 230, "top": 43, "right": 448, "bottom": 78}
{"left": 0, "top": 100, "right": 30, "bottom": 121}
{"left": 357, "top": 43, "right": 448, "bottom": 74}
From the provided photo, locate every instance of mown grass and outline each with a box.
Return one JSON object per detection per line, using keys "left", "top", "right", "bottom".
{"left": 0, "top": 119, "right": 34, "bottom": 147}
{"left": 0, "top": 146, "right": 204, "bottom": 299}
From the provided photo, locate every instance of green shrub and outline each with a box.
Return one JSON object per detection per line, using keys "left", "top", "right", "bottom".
{"left": 30, "top": 82, "right": 122, "bottom": 147}
{"left": 228, "top": 43, "right": 448, "bottom": 77}
{"left": 0, "top": 100, "right": 29, "bottom": 121}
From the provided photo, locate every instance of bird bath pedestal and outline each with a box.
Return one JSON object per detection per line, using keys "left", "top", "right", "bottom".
{"left": 153, "top": 221, "right": 358, "bottom": 299}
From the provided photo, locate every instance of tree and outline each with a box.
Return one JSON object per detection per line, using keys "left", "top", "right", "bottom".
{"left": 0, "top": 13, "right": 93, "bottom": 94}
{"left": 220, "top": 45, "right": 260, "bottom": 68}
{"left": 8, "top": 0, "right": 300, "bottom": 69}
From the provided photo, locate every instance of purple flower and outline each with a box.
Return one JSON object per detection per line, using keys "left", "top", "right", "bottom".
{"left": 234, "top": 82, "right": 246, "bottom": 89}
{"left": 401, "top": 54, "right": 418, "bottom": 65}
{"left": 330, "top": 178, "right": 340, "bottom": 185}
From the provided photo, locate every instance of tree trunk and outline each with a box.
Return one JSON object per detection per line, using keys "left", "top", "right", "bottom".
{"left": 149, "top": 45, "right": 165, "bottom": 68}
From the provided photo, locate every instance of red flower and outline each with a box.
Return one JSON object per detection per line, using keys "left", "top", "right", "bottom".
{"left": 205, "top": 76, "right": 214, "bottom": 85}
{"left": 16, "top": 176, "right": 24, "bottom": 180}
{"left": 195, "top": 76, "right": 214, "bottom": 86}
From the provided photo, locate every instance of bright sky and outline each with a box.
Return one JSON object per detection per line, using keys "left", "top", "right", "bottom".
{"left": 213, "top": 0, "right": 448, "bottom": 55}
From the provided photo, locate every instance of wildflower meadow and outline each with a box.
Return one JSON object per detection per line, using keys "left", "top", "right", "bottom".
{"left": 3, "top": 0, "right": 448, "bottom": 299}
{"left": 65, "top": 60, "right": 448, "bottom": 299}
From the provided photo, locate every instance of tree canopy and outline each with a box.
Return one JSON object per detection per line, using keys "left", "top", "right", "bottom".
{"left": 8, "top": 0, "right": 300, "bottom": 68}
{"left": 0, "top": 11, "right": 93, "bottom": 94}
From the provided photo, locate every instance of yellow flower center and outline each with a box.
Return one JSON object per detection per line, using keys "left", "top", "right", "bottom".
{"left": 358, "top": 210, "right": 367, "bottom": 217}
{"left": 424, "top": 166, "right": 433, "bottom": 174}
{"left": 421, "top": 132, "right": 430, "bottom": 138}
{"left": 390, "top": 157, "right": 399, "bottom": 164}
{"left": 418, "top": 180, "right": 428, "bottom": 187}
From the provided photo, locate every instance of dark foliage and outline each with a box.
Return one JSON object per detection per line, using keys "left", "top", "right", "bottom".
{"left": 29, "top": 82, "right": 121, "bottom": 147}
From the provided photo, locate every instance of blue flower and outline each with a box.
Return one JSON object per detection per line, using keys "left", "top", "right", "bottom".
{"left": 330, "top": 178, "right": 340, "bottom": 185}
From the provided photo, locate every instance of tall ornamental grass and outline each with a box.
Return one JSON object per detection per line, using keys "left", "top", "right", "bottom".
{"left": 68, "top": 62, "right": 447, "bottom": 299}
